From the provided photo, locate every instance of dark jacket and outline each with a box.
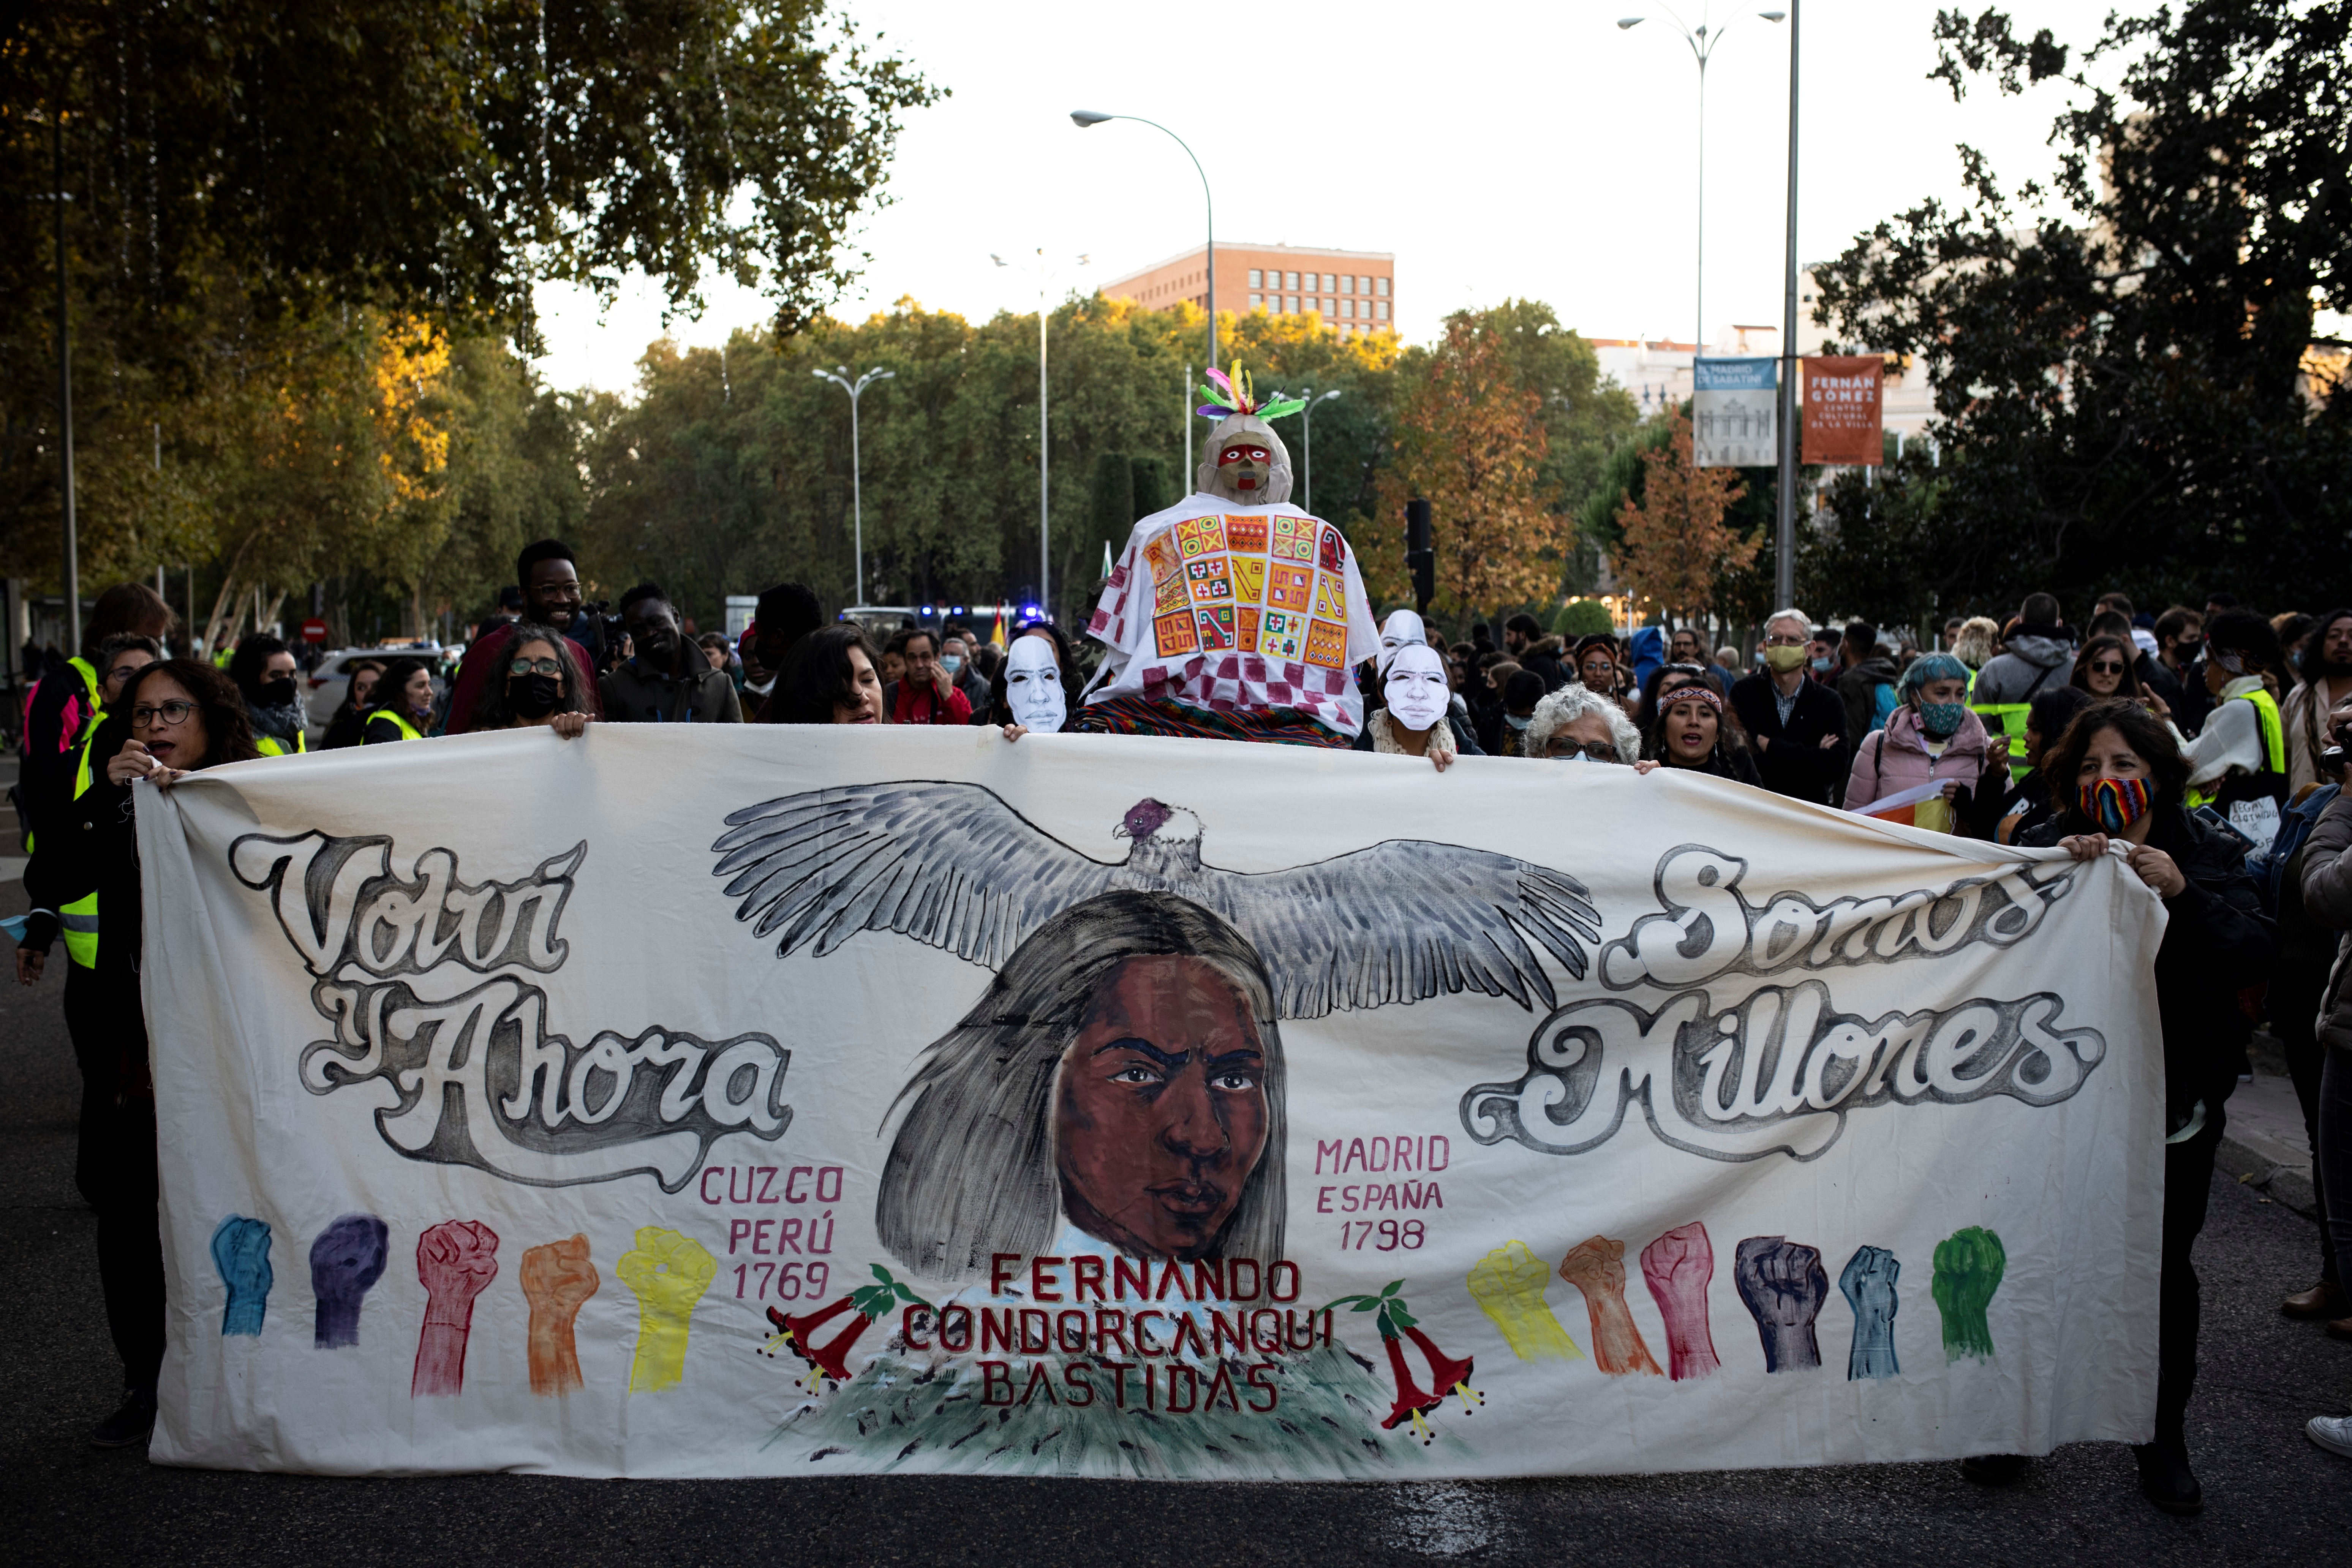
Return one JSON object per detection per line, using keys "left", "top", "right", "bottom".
{"left": 1837, "top": 655, "right": 1900, "bottom": 742}
{"left": 599, "top": 656, "right": 742, "bottom": 724}
{"left": 22, "top": 724, "right": 152, "bottom": 1095}
{"left": 2024, "top": 804, "right": 2276, "bottom": 1119}
{"left": 1729, "top": 673, "right": 1849, "bottom": 805}
{"left": 2302, "top": 791, "right": 2352, "bottom": 1053}
{"left": 1655, "top": 747, "right": 1763, "bottom": 787}
{"left": 1350, "top": 712, "right": 1484, "bottom": 757}
{"left": 18, "top": 648, "right": 99, "bottom": 847}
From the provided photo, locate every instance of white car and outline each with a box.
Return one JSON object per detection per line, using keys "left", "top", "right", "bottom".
{"left": 303, "top": 646, "right": 450, "bottom": 741}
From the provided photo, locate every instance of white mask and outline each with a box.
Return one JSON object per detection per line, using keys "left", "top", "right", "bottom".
{"left": 1378, "top": 609, "right": 1427, "bottom": 675}
{"left": 1004, "top": 634, "right": 1067, "bottom": 733}
{"left": 1383, "top": 644, "right": 1451, "bottom": 732}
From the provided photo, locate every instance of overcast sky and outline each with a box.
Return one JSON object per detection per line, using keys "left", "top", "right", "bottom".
{"left": 530, "top": 0, "right": 2137, "bottom": 396}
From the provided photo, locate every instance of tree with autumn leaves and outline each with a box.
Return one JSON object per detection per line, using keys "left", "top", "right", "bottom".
{"left": 1608, "top": 409, "right": 1756, "bottom": 629}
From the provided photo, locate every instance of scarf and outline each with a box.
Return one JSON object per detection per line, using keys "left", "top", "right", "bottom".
{"left": 248, "top": 697, "right": 306, "bottom": 746}
{"left": 1370, "top": 708, "right": 1456, "bottom": 761}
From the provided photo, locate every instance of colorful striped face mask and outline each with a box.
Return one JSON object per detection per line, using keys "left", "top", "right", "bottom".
{"left": 2078, "top": 775, "right": 2152, "bottom": 833}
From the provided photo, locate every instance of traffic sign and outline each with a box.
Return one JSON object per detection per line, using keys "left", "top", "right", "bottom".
{"left": 300, "top": 617, "right": 330, "bottom": 643}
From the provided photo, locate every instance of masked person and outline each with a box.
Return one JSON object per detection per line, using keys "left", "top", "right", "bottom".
{"left": 227, "top": 634, "right": 308, "bottom": 756}
{"left": 1996, "top": 699, "right": 2274, "bottom": 1514}
{"left": 1494, "top": 669, "right": 1547, "bottom": 757}
{"left": 361, "top": 658, "right": 436, "bottom": 743}
{"left": 1639, "top": 681, "right": 1760, "bottom": 785}
{"left": 17, "top": 660, "right": 260, "bottom": 1446}
{"left": 994, "top": 623, "right": 1081, "bottom": 740}
{"left": 1842, "top": 652, "right": 2007, "bottom": 835}
{"left": 467, "top": 624, "right": 591, "bottom": 738}
{"left": 441, "top": 539, "right": 605, "bottom": 733}
{"left": 1353, "top": 643, "right": 1478, "bottom": 769}
{"left": 2176, "top": 610, "right": 2290, "bottom": 845}
{"left": 1731, "top": 609, "right": 1850, "bottom": 804}
{"left": 320, "top": 660, "right": 384, "bottom": 749}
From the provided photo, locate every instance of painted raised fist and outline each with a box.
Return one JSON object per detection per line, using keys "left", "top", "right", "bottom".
{"left": 1466, "top": 1240, "right": 1583, "bottom": 1362}
{"left": 617, "top": 1227, "right": 716, "bottom": 1393}
{"left": 521, "top": 1235, "right": 601, "bottom": 1396}
{"left": 1640, "top": 1222, "right": 1721, "bottom": 1381}
{"left": 413, "top": 1219, "right": 500, "bottom": 1397}
{"left": 308, "top": 1213, "right": 389, "bottom": 1350}
{"left": 1558, "top": 1236, "right": 1663, "bottom": 1377}
{"left": 1734, "top": 1235, "right": 1828, "bottom": 1373}
{"left": 1931, "top": 1226, "right": 2005, "bottom": 1363}
{"left": 1839, "top": 1245, "right": 1902, "bottom": 1381}
{"left": 211, "top": 1214, "right": 275, "bottom": 1338}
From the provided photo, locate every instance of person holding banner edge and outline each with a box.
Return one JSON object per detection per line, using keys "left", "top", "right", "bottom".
{"left": 16, "top": 659, "right": 261, "bottom": 1447}
{"left": 1996, "top": 697, "right": 2276, "bottom": 1513}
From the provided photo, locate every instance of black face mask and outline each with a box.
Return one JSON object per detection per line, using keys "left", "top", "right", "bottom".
{"left": 508, "top": 673, "right": 563, "bottom": 719}
{"left": 259, "top": 677, "right": 298, "bottom": 707}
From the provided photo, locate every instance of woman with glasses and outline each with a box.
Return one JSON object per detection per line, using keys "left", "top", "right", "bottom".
{"left": 466, "top": 624, "right": 590, "bottom": 738}
{"left": 15, "top": 661, "right": 258, "bottom": 1447}
{"left": 1525, "top": 684, "right": 1641, "bottom": 764}
{"left": 361, "top": 658, "right": 436, "bottom": 743}
{"left": 2072, "top": 633, "right": 2167, "bottom": 717}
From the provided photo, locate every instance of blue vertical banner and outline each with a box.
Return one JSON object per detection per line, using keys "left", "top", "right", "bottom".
{"left": 1692, "top": 356, "right": 1778, "bottom": 467}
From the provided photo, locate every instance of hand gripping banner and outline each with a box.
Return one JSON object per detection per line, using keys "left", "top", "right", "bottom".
{"left": 138, "top": 726, "right": 2167, "bottom": 1478}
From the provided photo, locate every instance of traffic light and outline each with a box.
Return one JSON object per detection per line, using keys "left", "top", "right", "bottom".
{"left": 1404, "top": 497, "right": 1434, "bottom": 613}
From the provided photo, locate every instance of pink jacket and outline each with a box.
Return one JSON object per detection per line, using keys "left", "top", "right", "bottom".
{"left": 1843, "top": 706, "right": 1999, "bottom": 812}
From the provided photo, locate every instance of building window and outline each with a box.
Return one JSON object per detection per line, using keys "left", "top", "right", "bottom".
{"left": 1248, "top": 269, "right": 1263, "bottom": 289}
{"left": 1375, "top": 277, "right": 1390, "bottom": 297}
{"left": 1283, "top": 295, "right": 1296, "bottom": 313}
{"left": 1342, "top": 299, "right": 1355, "bottom": 318}
{"left": 1250, "top": 293, "right": 1263, "bottom": 310}
{"left": 1376, "top": 301, "right": 1389, "bottom": 321}
{"left": 1341, "top": 275, "right": 1354, "bottom": 294}
{"left": 1285, "top": 271, "right": 1299, "bottom": 290}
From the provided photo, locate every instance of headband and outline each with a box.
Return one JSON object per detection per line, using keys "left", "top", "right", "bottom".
{"left": 1657, "top": 683, "right": 1723, "bottom": 716}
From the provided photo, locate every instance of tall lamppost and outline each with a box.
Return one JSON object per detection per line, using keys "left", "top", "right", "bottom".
{"left": 1617, "top": 8, "right": 1785, "bottom": 356}
{"left": 1299, "top": 388, "right": 1342, "bottom": 515}
{"left": 1070, "top": 110, "right": 1215, "bottom": 376}
{"left": 1774, "top": 0, "right": 1801, "bottom": 608}
{"left": 993, "top": 249, "right": 1089, "bottom": 615}
{"left": 811, "top": 364, "right": 894, "bottom": 607}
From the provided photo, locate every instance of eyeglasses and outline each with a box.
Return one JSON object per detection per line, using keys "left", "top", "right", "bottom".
{"left": 1552, "top": 740, "right": 1622, "bottom": 763}
{"left": 131, "top": 699, "right": 197, "bottom": 729}
{"left": 2088, "top": 661, "right": 2126, "bottom": 675}
{"left": 1762, "top": 633, "right": 1807, "bottom": 646}
{"left": 508, "top": 657, "right": 564, "bottom": 678}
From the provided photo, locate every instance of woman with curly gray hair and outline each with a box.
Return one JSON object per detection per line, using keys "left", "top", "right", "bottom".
{"left": 1524, "top": 684, "right": 1641, "bottom": 764}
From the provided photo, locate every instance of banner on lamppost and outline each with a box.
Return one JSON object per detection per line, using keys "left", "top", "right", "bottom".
{"left": 1802, "top": 357, "right": 1886, "bottom": 466}
{"left": 1692, "top": 357, "right": 1778, "bottom": 468}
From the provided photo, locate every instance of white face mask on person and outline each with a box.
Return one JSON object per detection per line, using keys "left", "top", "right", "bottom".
{"left": 1383, "top": 644, "right": 1450, "bottom": 731}
{"left": 1004, "top": 634, "right": 1067, "bottom": 733}
{"left": 1378, "top": 609, "right": 1427, "bottom": 676}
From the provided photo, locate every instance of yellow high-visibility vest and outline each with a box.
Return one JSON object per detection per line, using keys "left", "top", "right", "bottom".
{"left": 59, "top": 722, "right": 102, "bottom": 969}
{"left": 2186, "top": 687, "right": 2286, "bottom": 809}
{"left": 255, "top": 728, "right": 308, "bottom": 757}
{"left": 364, "top": 710, "right": 424, "bottom": 743}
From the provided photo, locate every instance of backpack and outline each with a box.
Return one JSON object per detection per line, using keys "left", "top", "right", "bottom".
{"left": 2245, "top": 783, "right": 2338, "bottom": 917}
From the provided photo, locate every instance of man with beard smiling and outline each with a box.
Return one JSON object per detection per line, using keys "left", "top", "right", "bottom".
{"left": 227, "top": 635, "right": 308, "bottom": 756}
{"left": 2287, "top": 609, "right": 2352, "bottom": 792}
{"left": 597, "top": 584, "right": 742, "bottom": 724}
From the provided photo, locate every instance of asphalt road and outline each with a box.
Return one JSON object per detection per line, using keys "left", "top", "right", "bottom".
{"left": 2, "top": 849, "right": 2348, "bottom": 1565}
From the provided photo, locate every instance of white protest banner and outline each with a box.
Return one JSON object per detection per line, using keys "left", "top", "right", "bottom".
{"left": 1693, "top": 356, "right": 1778, "bottom": 467}
{"left": 139, "top": 726, "right": 2166, "bottom": 1479}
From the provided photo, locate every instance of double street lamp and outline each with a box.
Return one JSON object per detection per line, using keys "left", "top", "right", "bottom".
{"left": 1619, "top": 4, "right": 1802, "bottom": 606}
{"left": 1617, "top": 7, "right": 1785, "bottom": 356}
{"left": 812, "top": 364, "right": 894, "bottom": 607}
{"left": 993, "top": 249, "right": 1089, "bottom": 615}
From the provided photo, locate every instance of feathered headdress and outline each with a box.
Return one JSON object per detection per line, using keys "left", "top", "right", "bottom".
{"left": 1197, "top": 364, "right": 1306, "bottom": 423}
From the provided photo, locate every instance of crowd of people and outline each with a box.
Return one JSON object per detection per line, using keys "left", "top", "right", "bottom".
{"left": 12, "top": 541, "right": 2352, "bottom": 1516}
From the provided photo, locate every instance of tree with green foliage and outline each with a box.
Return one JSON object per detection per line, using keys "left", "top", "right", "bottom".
{"left": 1812, "top": 0, "right": 2352, "bottom": 614}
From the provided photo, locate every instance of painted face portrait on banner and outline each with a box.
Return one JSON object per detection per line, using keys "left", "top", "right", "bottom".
{"left": 1004, "top": 633, "right": 1068, "bottom": 733}
{"left": 1384, "top": 644, "right": 1451, "bottom": 733}
{"left": 1378, "top": 609, "right": 1427, "bottom": 674}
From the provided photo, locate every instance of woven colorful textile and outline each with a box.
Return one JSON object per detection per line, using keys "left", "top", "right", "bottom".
{"left": 1072, "top": 694, "right": 1354, "bottom": 749}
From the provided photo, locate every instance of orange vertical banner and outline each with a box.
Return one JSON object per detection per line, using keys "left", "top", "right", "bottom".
{"left": 1801, "top": 356, "right": 1885, "bottom": 466}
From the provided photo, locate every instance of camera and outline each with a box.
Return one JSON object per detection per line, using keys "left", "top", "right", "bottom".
{"left": 574, "top": 602, "right": 629, "bottom": 674}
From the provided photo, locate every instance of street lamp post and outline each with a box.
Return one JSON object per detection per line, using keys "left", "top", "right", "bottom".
{"left": 1300, "top": 388, "right": 1342, "bottom": 515}
{"left": 1775, "top": 0, "right": 1801, "bottom": 608}
{"left": 1617, "top": 9, "right": 1785, "bottom": 356}
{"left": 811, "top": 364, "right": 895, "bottom": 606}
{"left": 994, "top": 250, "right": 1088, "bottom": 616}
{"left": 1071, "top": 110, "right": 1215, "bottom": 376}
